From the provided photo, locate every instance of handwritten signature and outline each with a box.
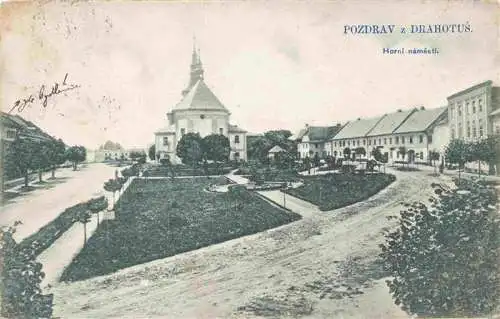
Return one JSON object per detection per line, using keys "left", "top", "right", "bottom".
{"left": 9, "top": 73, "right": 81, "bottom": 113}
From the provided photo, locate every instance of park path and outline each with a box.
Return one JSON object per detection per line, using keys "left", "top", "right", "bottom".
{"left": 1, "top": 163, "right": 118, "bottom": 242}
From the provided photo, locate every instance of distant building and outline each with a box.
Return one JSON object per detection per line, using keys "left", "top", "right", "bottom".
{"left": 294, "top": 124, "right": 342, "bottom": 159}
{"left": 154, "top": 42, "right": 247, "bottom": 163}
{"left": 447, "top": 80, "right": 500, "bottom": 141}
{"left": 330, "top": 107, "right": 448, "bottom": 163}
{"left": 92, "top": 147, "right": 146, "bottom": 163}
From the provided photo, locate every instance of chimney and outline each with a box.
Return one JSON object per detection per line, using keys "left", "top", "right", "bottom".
{"left": 305, "top": 123, "right": 309, "bottom": 127}
{"left": 420, "top": 106, "right": 425, "bottom": 110}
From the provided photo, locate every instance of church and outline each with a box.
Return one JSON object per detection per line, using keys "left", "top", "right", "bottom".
{"left": 154, "top": 44, "right": 247, "bottom": 164}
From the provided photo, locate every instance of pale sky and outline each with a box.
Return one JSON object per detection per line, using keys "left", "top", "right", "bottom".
{"left": 1, "top": 1, "right": 498, "bottom": 149}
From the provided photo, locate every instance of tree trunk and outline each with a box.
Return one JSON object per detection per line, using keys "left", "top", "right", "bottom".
{"left": 73, "top": 161, "right": 77, "bottom": 171}
{"left": 478, "top": 161, "right": 481, "bottom": 178}
{"left": 24, "top": 171, "right": 29, "bottom": 187}
{"left": 38, "top": 169, "right": 42, "bottom": 183}
{"left": 96, "top": 212, "right": 100, "bottom": 227}
{"left": 51, "top": 166, "right": 56, "bottom": 179}
{"left": 83, "top": 223, "right": 87, "bottom": 245}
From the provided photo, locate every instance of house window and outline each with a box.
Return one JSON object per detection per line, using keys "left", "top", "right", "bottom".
{"left": 234, "top": 152, "right": 240, "bottom": 160}
{"left": 472, "top": 123, "right": 477, "bottom": 138}
{"left": 451, "top": 129, "right": 456, "bottom": 139}
{"left": 478, "top": 99, "right": 483, "bottom": 112}
{"left": 378, "top": 139, "right": 381, "bottom": 145}
{"left": 450, "top": 105, "right": 454, "bottom": 119}
{"left": 395, "top": 136, "right": 399, "bottom": 144}
{"left": 181, "top": 128, "right": 186, "bottom": 136}
{"left": 458, "top": 103, "right": 462, "bottom": 116}
{"left": 357, "top": 140, "right": 360, "bottom": 146}
{"left": 334, "top": 151, "right": 337, "bottom": 156}
{"left": 409, "top": 136, "right": 413, "bottom": 144}
{"left": 373, "top": 139, "right": 376, "bottom": 146}
{"left": 428, "top": 135, "right": 433, "bottom": 143}
{"left": 466, "top": 121, "right": 471, "bottom": 138}
{"left": 472, "top": 101, "right": 476, "bottom": 113}
{"left": 368, "top": 140, "right": 372, "bottom": 146}
{"left": 419, "top": 135, "right": 423, "bottom": 143}
{"left": 496, "top": 125, "right": 500, "bottom": 134}
{"left": 219, "top": 128, "right": 224, "bottom": 135}
{"left": 363, "top": 140, "right": 366, "bottom": 146}
{"left": 420, "top": 152, "right": 423, "bottom": 159}
{"left": 384, "top": 138, "right": 387, "bottom": 145}
{"left": 234, "top": 135, "right": 240, "bottom": 144}
{"left": 347, "top": 141, "right": 351, "bottom": 146}
{"left": 401, "top": 136, "right": 405, "bottom": 144}
{"left": 479, "top": 119, "right": 484, "bottom": 137}
{"left": 163, "top": 137, "right": 169, "bottom": 146}
{"left": 458, "top": 123, "right": 463, "bottom": 138}
{"left": 315, "top": 143, "right": 319, "bottom": 148}
{"left": 389, "top": 137, "right": 392, "bottom": 144}
{"left": 6, "top": 129, "right": 16, "bottom": 139}
{"left": 334, "top": 142, "right": 337, "bottom": 147}
{"left": 466, "top": 102, "right": 469, "bottom": 114}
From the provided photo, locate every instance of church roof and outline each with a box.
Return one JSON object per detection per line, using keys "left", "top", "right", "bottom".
{"left": 228, "top": 124, "right": 247, "bottom": 133}
{"left": 173, "top": 79, "right": 229, "bottom": 113}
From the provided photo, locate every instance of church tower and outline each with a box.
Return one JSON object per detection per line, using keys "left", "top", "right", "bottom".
{"left": 182, "top": 41, "right": 204, "bottom": 96}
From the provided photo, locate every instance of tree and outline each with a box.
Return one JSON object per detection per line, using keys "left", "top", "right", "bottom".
{"left": 99, "top": 141, "right": 123, "bottom": 150}
{"left": 428, "top": 150, "right": 440, "bottom": 174}
{"left": 76, "top": 210, "right": 92, "bottom": 245}
{"left": 129, "top": 151, "right": 146, "bottom": 164}
{"left": 29, "top": 141, "right": 49, "bottom": 183}
{"left": 303, "top": 156, "right": 312, "bottom": 174}
{"left": 371, "top": 146, "right": 384, "bottom": 162}
{"left": 87, "top": 196, "right": 108, "bottom": 227}
{"left": 445, "top": 139, "right": 470, "bottom": 181}
{"left": 5, "top": 137, "right": 38, "bottom": 187}
{"left": 66, "top": 145, "right": 86, "bottom": 170}
{"left": 380, "top": 180, "right": 499, "bottom": 317}
{"left": 354, "top": 147, "right": 366, "bottom": 159}
{"left": 1, "top": 225, "right": 53, "bottom": 318}
{"left": 247, "top": 130, "right": 296, "bottom": 163}
{"left": 472, "top": 137, "right": 498, "bottom": 176}
{"left": 176, "top": 133, "right": 203, "bottom": 167}
{"left": 312, "top": 153, "right": 321, "bottom": 168}
{"left": 202, "top": 134, "right": 230, "bottom": 163}
{"left": 148, "top": 144, "right": 156, "bottom": 161}
{"left": 343, "top": 147, "right": 351, "bottom": 159}
{"left": 46, "top": 139, "right": 66, "bottom": 179}
{"left": 103, "top": 179, "right": 121, "bottom": 207}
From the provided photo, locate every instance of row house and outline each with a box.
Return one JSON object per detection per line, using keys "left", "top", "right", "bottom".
{"left": 330, "top": 107, "right": 448, "bottom": 163}
{"left": 295, "top": 124, "right": 342, "bottom": 159}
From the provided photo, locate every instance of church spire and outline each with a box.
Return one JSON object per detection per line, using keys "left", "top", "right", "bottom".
{"left": 183, "top": 36, "right": 204, "bottom": 96}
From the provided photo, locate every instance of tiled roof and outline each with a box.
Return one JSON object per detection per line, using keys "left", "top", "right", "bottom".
{"left": 173, "top": 79, "right": 229, "bottom": 113}
{"left": 393, "top": 107, "right": 447, "bottom": 134}
{"left": 268, "top": 145, "right": 285, "bottom": 153}
{"left": 1, "top": 112, "right": 54, "bottom": 141}
{"left": 154, "top": 127, "right": 175, "bottom": 134}
{"left": 228, "top": 124, "right": 247, "bottom": 133}
{"left": 367, "top": 109, "right": 415, "bottom": 137}
{"left": 296, "top": 125, "right": 342, "bottom": 142}
{"left": 332, "top": 115, "right": 384, "bottom": 140}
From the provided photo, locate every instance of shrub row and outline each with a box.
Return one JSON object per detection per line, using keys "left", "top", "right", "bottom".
{"left": 18, "top": 196, "right": 105, "bottom": 257}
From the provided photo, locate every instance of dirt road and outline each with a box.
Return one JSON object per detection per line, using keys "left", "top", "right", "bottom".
{"left": 50, "top": 169, "right": 453, "bottom": 318}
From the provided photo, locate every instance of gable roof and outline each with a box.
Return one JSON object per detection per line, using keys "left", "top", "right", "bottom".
{"left": 173, "top": 79, "right": 229, "bottom": 113}
{"left": 1, "top": 112, "right": 55, "bottom": 141}
{"left": 296, "top": 125, "right": 342, "bottom": 142}
{"left": 367, "top": 109, "right": 415, "bottom": 137}
{"left": 332, "top": 115, "right": 384, "bottom": 140}
{"left": 393, "top": 107, "right": 447, "bottom": 134}
{"left": 268, "top": 145, "right": 285, "bottom": 153}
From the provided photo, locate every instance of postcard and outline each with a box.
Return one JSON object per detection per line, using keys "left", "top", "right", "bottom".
{"left": 0, "top": 1, "right": 498, "bottom": 318}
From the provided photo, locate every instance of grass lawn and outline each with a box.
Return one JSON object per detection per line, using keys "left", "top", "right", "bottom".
{"left": 60, "top": 177, "right": 301, "bottom": 282}
{"left": 286, "top": 173, "right": 396, "bottom": 211}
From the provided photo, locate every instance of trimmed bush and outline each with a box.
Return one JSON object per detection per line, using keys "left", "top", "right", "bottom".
{"left": 286, "top": 173, "right": 395, "bottom": 211}
{"left": 380, "top": 179, "right": 499, "bottom": 317}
